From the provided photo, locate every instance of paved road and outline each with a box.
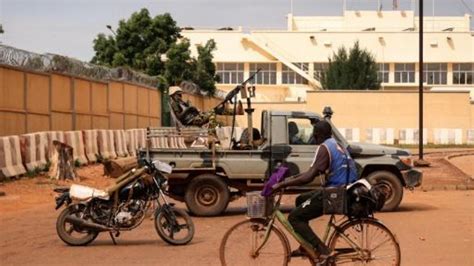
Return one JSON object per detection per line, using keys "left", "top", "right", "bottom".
{"left": 1, "top": 190, "right": 473, "bottom": 266}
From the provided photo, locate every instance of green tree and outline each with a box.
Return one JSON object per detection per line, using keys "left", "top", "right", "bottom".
{"left": 91, "top": 8, "right": 181, "bottom": 76}
{"left": 321, "top": 41, "right": 380, "bottom": 90}
{"left": 91, "top": 34, "right": 117, "bottom": 67}
{"left": 91, "top": 8, "right": 219, "bottom": 96}
{"left": 164, "top": 38, "right": 195, "bottom": 86}
{"left": 193, "top": 39, "right": 219, "bottom": 96}
{"left": 0, "top": 24, "right": 4, "bottom": 34}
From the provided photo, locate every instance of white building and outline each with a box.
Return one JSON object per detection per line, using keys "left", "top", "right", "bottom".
{"left": 183, "top": 10, "right": 473, "bottom": 102}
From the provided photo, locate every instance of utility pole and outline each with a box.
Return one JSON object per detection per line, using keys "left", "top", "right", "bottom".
{"left": 418, "top": 0, "right": 426, "bottom": 163}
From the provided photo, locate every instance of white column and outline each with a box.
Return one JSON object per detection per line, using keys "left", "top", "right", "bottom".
{"left": 244, "top": 62, "right": 250, "bottom": 80}
{"left": 389, "top": 63, "right": 395, "bottom": 84}
{"left": 276, "top": 62, "right": 283, "bottom": 85}
{"left": 447, "top": 63, "right": 453, "bottom": 85}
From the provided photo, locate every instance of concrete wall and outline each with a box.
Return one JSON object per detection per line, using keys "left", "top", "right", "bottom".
{"left": 0, "top": 65, "right": 162, "bottom": 136}
{"left": 234, "top": 91, "right": 474, "bottom": 144}
{"left": 307, "top": 91, "right": 473, "bottom": 143}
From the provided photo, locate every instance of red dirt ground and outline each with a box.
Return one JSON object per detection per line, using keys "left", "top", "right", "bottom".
{"left": 0, "top": 152, "right": 473, "bottom": 265}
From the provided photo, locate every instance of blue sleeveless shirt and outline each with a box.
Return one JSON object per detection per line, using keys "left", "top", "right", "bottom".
{"left": 322, "top": 138, "right": 358, "bottom": 187}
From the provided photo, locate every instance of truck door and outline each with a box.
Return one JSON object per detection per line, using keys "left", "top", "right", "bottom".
{"left": 285, "top": 117, "right": 322, "bottom": 187}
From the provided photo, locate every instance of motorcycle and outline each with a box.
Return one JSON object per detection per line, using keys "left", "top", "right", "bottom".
{"left": 53, "top": 158, "right": 194, "bottom": 246}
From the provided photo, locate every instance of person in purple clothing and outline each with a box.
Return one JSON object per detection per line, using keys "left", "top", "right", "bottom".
{"left": 271, "top": 120, "right": 357, "bottom": 264}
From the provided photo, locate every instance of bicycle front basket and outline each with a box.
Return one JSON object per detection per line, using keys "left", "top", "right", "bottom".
{"left": 246, "top": 191, "right": 274, "bottom": 218}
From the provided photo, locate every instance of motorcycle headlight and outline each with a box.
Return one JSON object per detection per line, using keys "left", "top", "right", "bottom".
{"left": 399, "top": 155, "right": 414, "bottom": 167}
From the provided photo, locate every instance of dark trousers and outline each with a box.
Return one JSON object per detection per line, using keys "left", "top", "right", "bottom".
{"left": 288, "top": 190, "right": 330, "bottom": 255}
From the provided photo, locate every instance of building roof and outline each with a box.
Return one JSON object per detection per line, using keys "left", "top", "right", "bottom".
{"left": 182, "top": 10, "right": 473, "bottom": 89}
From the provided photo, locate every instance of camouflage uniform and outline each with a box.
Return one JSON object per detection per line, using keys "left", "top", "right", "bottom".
{"left": 169, "top": 94, "right": 211, "bottom": 127}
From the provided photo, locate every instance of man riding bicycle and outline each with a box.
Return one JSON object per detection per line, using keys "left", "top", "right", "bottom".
{"left": 271, "top": 120, "right": 358, "bottom": 264}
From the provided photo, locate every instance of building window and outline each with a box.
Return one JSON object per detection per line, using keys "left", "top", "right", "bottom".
{"left": 423, "top": 63, "right": 447, "bottom": 84}
{"left": 282, "top": 63, "right": 309, "bottom": 85}
{"left": 250, "top": 63, "right": 277, "bottom": 84}
{"left": 313, "top": 63, "right": 328, "bottom": 80}
{"left": 453, "top": 63, "right": 473, "bottom": 85}
{"left": 216, "top": 63, "right": 244, "bottom": 84}
{"left": 394, "top": 63, "right": 415, "bottom": 83}
{"left": 377, "top": 63, "right": 390, "bottom": 83}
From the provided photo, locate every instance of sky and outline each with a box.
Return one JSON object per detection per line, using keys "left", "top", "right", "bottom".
{"left": 0, "top": 0, "right": 473, "bottom": 62}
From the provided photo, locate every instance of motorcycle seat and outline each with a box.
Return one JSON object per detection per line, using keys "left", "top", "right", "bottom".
{"left": 70, "top": 184, "right": 110, "bottom": 201}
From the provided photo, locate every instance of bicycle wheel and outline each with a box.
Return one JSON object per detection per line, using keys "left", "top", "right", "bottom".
{"left": 220, "top": 219, "right": 290, "bottom": 266}
{"left": 328, "top": 218, "right": 401, "bottom": 265}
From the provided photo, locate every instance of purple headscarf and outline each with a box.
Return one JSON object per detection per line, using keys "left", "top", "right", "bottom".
{"left": 261, "top": 166, "right": 289, "bottom": 197}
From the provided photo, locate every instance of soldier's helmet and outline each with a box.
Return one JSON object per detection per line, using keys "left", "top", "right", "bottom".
{"left": 169, "top": 86, "right": 183, "bottom": 96}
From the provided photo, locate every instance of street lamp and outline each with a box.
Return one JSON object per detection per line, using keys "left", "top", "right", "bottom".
{"left": 106, "top": 25, "right": 117, "bottom": 36}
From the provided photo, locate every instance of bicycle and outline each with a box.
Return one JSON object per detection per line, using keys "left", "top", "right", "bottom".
{"left": 219, "top": 189, "right": 401, "bottom": 265}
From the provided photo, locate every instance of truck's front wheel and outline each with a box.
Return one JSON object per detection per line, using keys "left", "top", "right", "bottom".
{"left": 185, "top": 174, "right": 230, "bottom": 216}
{"left": 366, "top": 171, "right": 403, "bottom": 212}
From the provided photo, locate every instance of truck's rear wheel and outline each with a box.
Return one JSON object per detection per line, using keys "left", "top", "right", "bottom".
{"left": 366, "top": 171, "right": 403, "bottom": 212}
{"left": 185, "top": 174, "right": 230, "bottom": 216}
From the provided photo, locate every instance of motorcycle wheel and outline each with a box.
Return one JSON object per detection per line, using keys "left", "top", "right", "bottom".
{"left": 56, "top": 205, "right": 99, "bottom": 246}
{"left": 154, "top": 206, "right": 194, "bottom": 245}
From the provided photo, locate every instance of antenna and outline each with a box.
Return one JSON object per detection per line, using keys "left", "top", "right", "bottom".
{"left": 432, "top": 0, "right": 435, "bottom": 31}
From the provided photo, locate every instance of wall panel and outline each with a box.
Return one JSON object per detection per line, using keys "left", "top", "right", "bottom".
{"left": 51, "top": 112, "right": 73, "bottom": 131}
{"left": 109, "top": 82, "right": 124, "bottom": 113}
{"left": 110, "top": 113, "right": 124, "bottom": 129}
{"left": 138, "top": 116, "right": 150, "bottom": 128}
{"left": 51, "top": 74, "right": 72, "bottom": 112}
{"left": 0, "top": 68, "right": 25, "bottom": 110}
{"left": 74, "top": 78, "right": 91, "bottom": 113}
{"left": 27, "top": 114, "right": 49, "bottom": 133}
{"left": 26, "top": 73, "right": 50, "bottom": 114}
{"left": 91, "top": 82, "right": 108, "bottom": 115}
{"left": 149, "top": 90, "right": 160, "bottom": 118}
{"left": 150, "top": 118, "right": 160, "bottom": 127}
{"left": 125, "top": 115, "right": 138, "bottom": 129}
{"left": 137, "top": 87, "right": 149, "bottom": 116}
{"left": 0, "top": 112, "right": 26, "bottom": 136}
{"left": 92, "top": 116, "right": 109, "bottom": 129}
{"left": 124, "top": 84, "right": 137, "bottom": 114}
{"left": 76, "top": 114, "right": 92, "bottom": 130}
